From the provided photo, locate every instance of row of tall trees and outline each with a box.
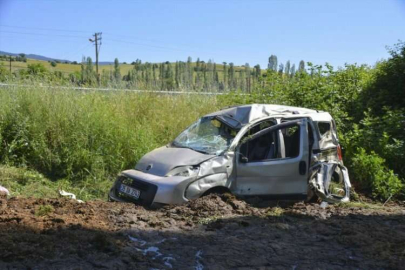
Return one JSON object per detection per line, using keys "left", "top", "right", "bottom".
{"left": 1, "top": 54, "right": 306, "bottom": 92}
{"left": 76, "top": 55, "right": 304, "bottom": 92}
{"left": 268, "top": 55, "right": 305, "bottom": 77}
{"left": 119, "top": 57, "right": 262, "bottom": 92}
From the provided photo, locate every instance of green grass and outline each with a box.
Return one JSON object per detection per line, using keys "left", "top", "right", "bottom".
{"left": 0, "top": 84, "right": 220, "bottom": 200}
{"left": 35, "top": 204, "right": 55, "bottom": 216}
{"left": 336, "top": 201, "right": 385, "bottom": 210}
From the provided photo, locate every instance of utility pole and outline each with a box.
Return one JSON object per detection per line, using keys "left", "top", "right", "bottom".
{"left": 9, "top": 56, "right": 12, "bottom": 73}
{"left": 89, "top": 32, "right": 102, "bottom": 85}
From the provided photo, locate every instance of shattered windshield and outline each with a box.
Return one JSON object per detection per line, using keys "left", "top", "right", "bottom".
{"left": 172, "top": 117, "right": 239, "bottom": 155}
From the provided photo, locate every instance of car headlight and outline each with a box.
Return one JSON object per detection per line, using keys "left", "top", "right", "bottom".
{"left": 166, "top": 166, "right": 200, "bottom": 177}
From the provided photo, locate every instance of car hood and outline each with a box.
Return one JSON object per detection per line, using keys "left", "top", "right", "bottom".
{"left": 135, "top": 146, "right": 215, "bottom": 177}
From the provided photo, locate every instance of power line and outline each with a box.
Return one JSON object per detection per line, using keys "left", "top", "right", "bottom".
{"left": 0, "top": 25, "right": 227, "bottom": 57}
{"left": 0, "top": 24, "right": 90, "bottom": 33}
{"left": 0, "top": 30, "right": 88, "bottom": 39}
{"left": 104, "top": 37, "right": 200, "bottom": 53}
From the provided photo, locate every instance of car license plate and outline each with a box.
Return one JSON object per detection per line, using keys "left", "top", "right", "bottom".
{"left": 119, "top": 184, "right": 141, "bottom": 199}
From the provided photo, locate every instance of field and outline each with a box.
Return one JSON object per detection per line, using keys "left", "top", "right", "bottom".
{"left": 0, "top": 58, "right": 249, "bottom": 77}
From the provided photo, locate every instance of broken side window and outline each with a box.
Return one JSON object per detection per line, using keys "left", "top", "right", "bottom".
{"left": 280, "top": 125, "right": 300, "bottom": 158}
{"left": 239, "top": 121, "right": 301, "bottom": 162}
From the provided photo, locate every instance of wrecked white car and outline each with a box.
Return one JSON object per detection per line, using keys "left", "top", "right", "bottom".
{"left": 109, "top": 104, "right": 351, "bottom": 206}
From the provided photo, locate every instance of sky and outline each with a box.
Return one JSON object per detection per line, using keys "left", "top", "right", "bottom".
{"left": 0, "top": 0, "right": 404, "bottom": 68}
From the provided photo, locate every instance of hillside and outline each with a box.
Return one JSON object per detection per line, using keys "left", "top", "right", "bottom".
{"left": 0, "top": 52, "right": 252, "bottom": 76}
{"left": 0, "top": 51, "right": 71, "bottom": 63}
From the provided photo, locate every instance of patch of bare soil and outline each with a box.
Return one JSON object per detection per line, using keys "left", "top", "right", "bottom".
{"left": 0, "top": 193, "right": 404, "bottom": 269}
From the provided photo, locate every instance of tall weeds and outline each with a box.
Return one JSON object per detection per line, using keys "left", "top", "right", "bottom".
{"left": 0, "top": 85, "right": 219, "bottom": 199}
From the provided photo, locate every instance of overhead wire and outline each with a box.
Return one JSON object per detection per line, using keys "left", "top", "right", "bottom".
{"left": 0, "top": 30, "right": 88, "bottom": 39}
{"left": 0, "top": 24, "right": 91, "bottom": 33}
{"left": 0, "top": 24, "right": 264, "bottom": 65}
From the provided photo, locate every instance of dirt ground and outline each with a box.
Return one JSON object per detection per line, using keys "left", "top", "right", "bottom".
{"left": 0, "top": 193, "right": 404, "bottom": 270}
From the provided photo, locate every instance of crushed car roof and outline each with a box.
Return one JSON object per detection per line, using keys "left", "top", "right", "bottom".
{"left": 204, "top": 104, "right": 331, "bottom": 128}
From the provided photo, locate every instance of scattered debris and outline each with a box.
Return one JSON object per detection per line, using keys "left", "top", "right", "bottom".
{"left": 195, "top": 250, "right": 204, "bottom": 270}
{"left": 0, "top": 185, "right": 10, "bottom": 196}
{"left": 59, "top": 190, "right": 84, "bottom": 203}
{"left": 320, "top": 201, "right": 329, "bottom": 209}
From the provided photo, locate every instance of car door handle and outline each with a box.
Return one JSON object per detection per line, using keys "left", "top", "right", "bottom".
{"left": 299, "top": 161, "right": 307, "bottom": 175}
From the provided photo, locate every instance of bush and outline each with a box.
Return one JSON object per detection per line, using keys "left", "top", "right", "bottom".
{"left": 351, "top": 148, "right": 403, "bottom": 200}
{"left": 27, "top": 63, "right": 47, "bottom": 75}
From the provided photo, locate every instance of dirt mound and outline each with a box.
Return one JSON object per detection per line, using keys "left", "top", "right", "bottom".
{"left": 0, "top": 195, "right": 404, "bottom": 269}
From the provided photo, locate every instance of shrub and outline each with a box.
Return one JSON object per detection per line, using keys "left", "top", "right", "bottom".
{"left": 27, "top": 63, "right": 47, "bottom": 75}
{"left": 351, "top": 148, "right": 403, "bottom": 200}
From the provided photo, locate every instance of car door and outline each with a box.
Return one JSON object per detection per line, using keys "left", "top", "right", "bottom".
{"left": 234, "top": 118, "right": 309, "bottom": 196}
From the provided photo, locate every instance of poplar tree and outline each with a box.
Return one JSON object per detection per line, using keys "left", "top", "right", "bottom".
{"left": 228, "top": 62, "right": 235, "bottom": 89}
{"left": 114, "top": 58, "right": 121, "bottom": 83}
{"left": 298, "top": 60, "right": 306, "bottom": 73}
{"left": 290, "top": 64, "right": 296, "bottom": 77}
{"left": 254, "top": 64, "right": 261, "bottom": 79}
{"left": 223, "top": 62, "right": 227, "bottom": 89}
{"left": 268, "top": 55, "right": 278, "bottom": 71}
{"left": 284, "top": 60, "right": 291, "bottom": 77}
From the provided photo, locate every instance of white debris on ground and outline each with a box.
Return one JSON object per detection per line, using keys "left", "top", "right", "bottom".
{"left": 320, "top": 201, "right": 329, "bottom": 209}
{"left": 59, "top": 190, "right": 84, "bottom": 203}
{"left": 0, "top": 185, "right": 10, "bottom": 196}
{"left": 128, "top": 235, "right": 176, "bottom": 268}
{"left": 195, "top": 250, "right": 204, "bottom": 270}
{"left": 162, "top": 256, "right": 175, "bottom": 268}
{"left": 128, "top": 236, "right": 147, "bottom": 246}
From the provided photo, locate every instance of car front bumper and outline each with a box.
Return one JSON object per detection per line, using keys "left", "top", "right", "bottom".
{"left": 108, "top": 169, "right": 192, "bottom": 206}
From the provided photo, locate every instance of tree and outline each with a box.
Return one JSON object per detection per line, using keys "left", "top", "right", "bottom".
{"left": 213, "top": 63, "right": 219, "bottom": 83}
{"left": 298, "top": 60, "right": 305, "bottom": 73}
{"left": 18, "top": 53, "right": 27, "bottom": 62}
{"left": 223, "top": 62, "right": 227, "bottom": 89}
{"left": 50, "top": 61, "right": 57, "bottom": 67}
{"left": 114, "top": 58, "right": 121, "bottom": 82}
{"left": 284, "top": 60, "right": 291, "bottom": 76}
{"left": 290, "top": 64, "right": 296, "bottom": 77}
{"left": 268, "top": 55, "right": 278, "bottom": 71}
{"left": 228, "top": 62, "right": 235, "bottom": 89}
{"left": 254, "top": 64, "right": 261, "bottom": 79}
{"left": 81, "top": 56, "right": 96, "bottom": 85}
{"left": 278, "top": 63, "right": 284, "bottom": 75}
{"left": 245, "top": 63, "right": 251, "bottom": 92}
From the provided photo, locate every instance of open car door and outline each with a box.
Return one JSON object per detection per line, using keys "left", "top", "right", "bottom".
{"left": 235, "top": 118, "right": 309, "bottom": 197}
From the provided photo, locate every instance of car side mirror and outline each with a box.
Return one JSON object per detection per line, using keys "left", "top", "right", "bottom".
{"left": 241, "top": 156, "right": 249, "bottom": 163}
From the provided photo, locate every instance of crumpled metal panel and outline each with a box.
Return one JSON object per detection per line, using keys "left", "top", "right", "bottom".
{"left": 135, "top": 146, "right": 215, "bottom": 176}
{"left": 204, "top": 104, "right": 319, "bottom": 128}
{"left": 185, "top": 152, "right": 235, "bottom": 199}
{"left": 309, "top": 162, "right": 351, "bottom": 203}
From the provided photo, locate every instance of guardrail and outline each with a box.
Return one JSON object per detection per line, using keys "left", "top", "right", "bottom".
{"left": 0, "top": 83, "right": 229, "bottom": 95}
